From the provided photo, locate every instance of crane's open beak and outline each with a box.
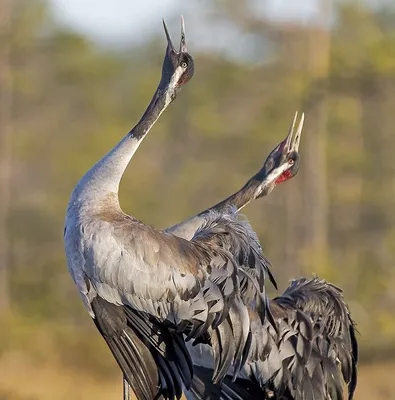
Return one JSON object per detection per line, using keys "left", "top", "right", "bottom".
{"left": 279, "top": 112, "right": 304, "bottom": 154}
{"left": 163, "top": 16, "right": 187, "bottom": 54}
{"left": 252, "top": 111, "right": 305, "bottom": 198}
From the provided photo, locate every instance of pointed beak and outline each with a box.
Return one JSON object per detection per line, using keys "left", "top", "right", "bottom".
{"left": 292, "top": 111, "right": 304, "bottom": 152}
{"left": 180, "top": 15, "right": 187, "bottom": 53}
{"left": 163, "top": 16, "right": 188, "bottom": 54}
{"left": 162, "top": 18, "right": 176, "bottom": 52}
{"left": 279, "top": 111, "right": 304, "bottom": 153}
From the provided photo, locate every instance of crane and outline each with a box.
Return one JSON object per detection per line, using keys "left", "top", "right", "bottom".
{"left": 166, "top": 115, "right": 358, "bottom": 400}
{"left": 175, "top": 122, "right": 358, "bottom": 399}
{"left": 64, "top": 17, "right": 313, "bottom": 400}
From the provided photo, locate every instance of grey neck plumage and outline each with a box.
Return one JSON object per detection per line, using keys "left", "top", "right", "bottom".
{"left": 71, "top": 83, "right": 171, "bottom": 205}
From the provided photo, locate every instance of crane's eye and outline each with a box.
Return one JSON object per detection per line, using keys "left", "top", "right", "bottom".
{"left": 288, "top": 159, "right": 294, "bottom": 166}
{"left": 181, "top": 61, "right": 188, "bottom": 68}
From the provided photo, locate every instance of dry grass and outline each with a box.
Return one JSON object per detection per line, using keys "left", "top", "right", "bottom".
{"left": 0, "top": 352, "right": 394, "bottom": 400}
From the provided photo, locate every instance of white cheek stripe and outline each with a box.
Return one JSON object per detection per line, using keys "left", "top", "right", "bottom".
{"left": 255, "top": 163, "right": 291, "bottom": 197}
{"left": 165, "top": 66, "right": 184, "bottom": 107}
{"left": 268, "top": 162, "right": 290, "bottom": 182}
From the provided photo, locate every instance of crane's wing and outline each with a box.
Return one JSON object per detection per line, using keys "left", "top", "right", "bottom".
{"left": 188, "top": 277, "right": 358, "bottom": 400}
{"left": 82, "top": 208, "right": 273, "bottom": 399}
{"left": 187, "top": 208, "right": 277, "bottom": 381}
{"left": 167, "top": 208, "right": 277, "bottom": 322}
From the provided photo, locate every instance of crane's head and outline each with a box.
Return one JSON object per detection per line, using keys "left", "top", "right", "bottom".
{"left": 256, "top": 112, "right": 304, "bottom": 198}
{"left": 160, "top": 17, "right": 194, "bottom": 103}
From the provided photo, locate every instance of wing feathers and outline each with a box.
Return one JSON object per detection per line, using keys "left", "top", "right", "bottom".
{"left": 92, "top": 295, "right": 196, "bottom": 400}
{"left": 91, "top": 296, "right": 159, "bottom": 400}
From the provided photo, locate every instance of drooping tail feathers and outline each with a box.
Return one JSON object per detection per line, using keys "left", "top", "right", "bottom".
{"left": 91, "top": 296, "right": 193, "bottom": 400}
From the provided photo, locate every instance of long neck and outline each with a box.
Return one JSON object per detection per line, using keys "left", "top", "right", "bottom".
{"left": 166, "top": 168, "right": 271, "bottom": 240}
{"left": 74, "top": 85, "right": 169, "bottom": 202}
{"left": 207, "top": 168, "right": 270, "bottom": 214}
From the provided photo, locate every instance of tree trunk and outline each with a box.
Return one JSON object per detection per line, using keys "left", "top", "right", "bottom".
{"left": 303, "top": 0, "right": 331, "bottom": 273}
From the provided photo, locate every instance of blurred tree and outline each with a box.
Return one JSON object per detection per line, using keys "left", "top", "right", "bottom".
{"left": 302, "top": 0, "right": 331, "bottom": 273}
{"left": 0, "top": 0, "right": 12, "bottom": 314}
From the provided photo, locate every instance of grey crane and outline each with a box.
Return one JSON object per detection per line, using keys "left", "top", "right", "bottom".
{"left": 178, "top": 131, "right": 358, "bottom": 399}
{"left": 64, "top": 17, "right": 310, "bottom": 400}
{"left": 167, "top": 116, "right": 358, "bottom": 399}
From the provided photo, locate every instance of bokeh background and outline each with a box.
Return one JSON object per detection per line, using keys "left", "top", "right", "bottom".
{"left": 1, "top": 0, "right": 395, "bottom": 398}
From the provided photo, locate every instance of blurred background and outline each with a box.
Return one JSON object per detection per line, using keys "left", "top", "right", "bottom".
{"left": 0, "top": 0, "right": 395, "bottom": 398}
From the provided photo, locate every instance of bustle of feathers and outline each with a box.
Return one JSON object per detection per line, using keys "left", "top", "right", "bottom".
{"left": 272, "top": 277, "right": 358, "bottom": 400}
{"left": 187, "top": 276, "right": 358, "bottom": 400}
